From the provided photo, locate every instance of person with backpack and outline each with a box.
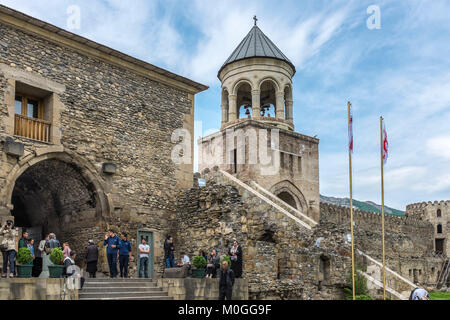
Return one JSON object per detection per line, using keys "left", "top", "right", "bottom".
{"left": 409, "top": 287, "right": 430, "bottom": 300}
{"left": 1, "top": 220, "right": 18, "bottom": 278}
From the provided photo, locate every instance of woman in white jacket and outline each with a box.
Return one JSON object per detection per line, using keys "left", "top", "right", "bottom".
{"left": 1, "top": 220, "right": 18, "bottom": 278}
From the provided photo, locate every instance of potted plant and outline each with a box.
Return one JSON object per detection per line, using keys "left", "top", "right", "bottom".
{"left": 17, "top": 247, "right": 33, "bottom": 278}
{"left": 192, "top": 256, "right": 207, "bottom": 278}
{"left": 48, "top": 247, "right": 64, "bottom": 278}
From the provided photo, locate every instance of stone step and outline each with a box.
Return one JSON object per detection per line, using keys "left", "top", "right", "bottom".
{"left": 84, "top": 278, "right": 154, "bottom": 282}
{"left": 79, "top": 296, "right": 172, "bottom": 301}
{"left": 79, "top": 291, "right": 168, "bottom": 299}
{"left": 83, "top": 282, "right": 158, "bottom": 288}
{"left": 82, "top": 286, "right": 162, "bottom": 293}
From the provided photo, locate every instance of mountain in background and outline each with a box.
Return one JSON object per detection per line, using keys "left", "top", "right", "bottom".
{"left": 320, "top": 195, "right": 405, "bottom": 216}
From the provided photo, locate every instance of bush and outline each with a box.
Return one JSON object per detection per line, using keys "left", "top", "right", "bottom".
{"left": 343, "top": 265, "right": 373, "bottom": 300}
{"left": 192, "top": 256, "right": 207, "bottom": 269}
{"left": 220, "top": 255, "right": 232, "bottom": 268}
{"left": 49, "top": 247, "right": 64, "bottom": 265}
{"left": 17, "top": 247, "right": 33, "bottom": 265}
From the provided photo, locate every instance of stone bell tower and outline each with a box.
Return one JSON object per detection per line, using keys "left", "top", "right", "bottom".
{"left": 199, "top": 18, "right": 320, "bottom": 222}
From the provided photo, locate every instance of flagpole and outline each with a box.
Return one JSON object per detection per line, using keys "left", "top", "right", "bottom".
{"left": 379, "top": 116, "right": 387, "bottom": 300}
{"left": 348, "top": 101, "right": 356, "bottom": 301}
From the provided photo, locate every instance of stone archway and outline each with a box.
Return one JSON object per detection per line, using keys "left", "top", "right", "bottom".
{"left": 270, "top": 180, "right": 308, "bottom": 214}
{"left": 277, "top": 191, "right": 297, "bottom": 209}
{"left": 2, "top": 149, "right": 111, "bottom": 268}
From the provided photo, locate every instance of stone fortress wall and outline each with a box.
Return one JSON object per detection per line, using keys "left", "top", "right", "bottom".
{"left": 320, "top": 202, "right": 444, "bottom": 294}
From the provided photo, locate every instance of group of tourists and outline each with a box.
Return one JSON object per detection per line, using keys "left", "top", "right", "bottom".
{"left": 0, "top": 220, "right": 82, "bottom": 279}
{"left": 163, "top": 235, "right": 242, "bottom": 300}
{"left": 103, "top": 229, "right": 150, "bottom": 279}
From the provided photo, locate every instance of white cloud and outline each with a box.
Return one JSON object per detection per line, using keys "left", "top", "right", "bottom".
{"left": 427, "top": 136, "right": 450, "bottom": 160}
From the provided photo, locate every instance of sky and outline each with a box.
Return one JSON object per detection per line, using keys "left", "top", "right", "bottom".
{"left": 1, "top": 0, "right": 449, "bottom": 210}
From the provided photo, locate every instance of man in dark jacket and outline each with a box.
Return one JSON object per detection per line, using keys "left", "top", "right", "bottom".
{"left": 104, "top": 230, "right": 120, "bottom": 278}
{"left": 18, "top": 231, "right": 29, "bottom": 249}
{"left": 164, "top": 235, "right": 175, "bottom": 268}
{"left": 85, "top": 240, "right": 98, "bottom": 278}
{"left": 218, "top": 260, "right": 235, "bottom": 300}
{"left": 118, "top": 233, "right": 132, "bottom": 278}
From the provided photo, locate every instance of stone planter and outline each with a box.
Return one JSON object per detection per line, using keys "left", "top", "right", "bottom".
{"left": 17, "top": 264, "right": 33, "bottom": 278}
{"left": 48, "top": 265, "right": 65, "bottom": 278}
{"left": 192, "top": 268, "right": 206, "bottom": 278}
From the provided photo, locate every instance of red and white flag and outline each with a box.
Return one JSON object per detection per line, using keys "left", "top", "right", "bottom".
{"left": 382, "top": 120, "right": 388, "bottom": 164}
{"left": 348, "top": 104, "right": 353, "bottom": 154}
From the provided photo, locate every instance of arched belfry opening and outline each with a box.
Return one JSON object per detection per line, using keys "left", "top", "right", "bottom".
{"left": 11, "top": 159, "right": 97, "bottom": 242}
{"left": 236, "top": 82, "right": 253, "bottom": 119}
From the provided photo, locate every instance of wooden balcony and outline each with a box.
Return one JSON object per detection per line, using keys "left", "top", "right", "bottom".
{"left": 14, "top": 114, "right": 51, "bottom": 143}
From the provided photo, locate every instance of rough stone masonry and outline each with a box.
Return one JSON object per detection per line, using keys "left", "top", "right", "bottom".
{"left": 0, "top": 6, "right": 207, "bottom": 277}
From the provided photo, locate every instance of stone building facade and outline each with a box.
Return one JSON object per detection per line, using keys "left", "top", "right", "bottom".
{"left": 0, "top": 6, "right": 207, "bottom": 276}
{"left": 0, "top": 5, "right": 446, "bottom": 300}
{"left": 406, "top": 201, "right": 450, "bottom": 257}
{"left": 198, "top": 22, "right": 320, "bottom": 222}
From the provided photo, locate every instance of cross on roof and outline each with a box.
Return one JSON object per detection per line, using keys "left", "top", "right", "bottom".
{"left": 253, "top": 15, "right": 258, "bottom": 26}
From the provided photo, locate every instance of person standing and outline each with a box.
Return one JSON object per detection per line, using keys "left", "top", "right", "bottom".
{"left": 27, "top": 238, "right": 35, "bottom": 265}
{"left": 85, "top": 240, "right": 98, "bottom": 278}
{"left": 164, "top": 235, "right": 175, "bottom": 268}
{"left": 138, "top": 238, "right": 150, "bottom": 278}
{"left": 64, "top": 251, "right": 85, "bottom": 289}
{"left": 104, "top": 230, "right": 120, "bottom": 278}
{"left": 38, "top": 235, "right": 50, "bottom": 278}
{"left": 218, "top": 260, "right": 235, "bottom": 300}
{"left": 229, "top": 239, "right": 243, "bottom": 278}
{"left": 199, "top": 250, "right": 207, "bottom": 262}
{"left": 62, "top": 242, "right": 71, "bottom": 260}
{"left": 18, "top": 231, "right": 29, "bottom": 249}
{"left": 45, "top": 233, "right": 60, "bottom": 254}
{"left": 1, "top": 220, "right": 18, "bottom": 278}
{"left": 118, "top": 233, "right": 132, "bottom": 278}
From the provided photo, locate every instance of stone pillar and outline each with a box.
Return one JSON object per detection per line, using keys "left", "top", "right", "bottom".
{"left": 221, "top": 103, "right": 228, "bottom": 125}
{"left": 251, "top": 89, "right": 261, "bottom": 118}
{"left": 275, "top": 91, "right": 285, "bottom": 119}
{"left": 286, "top": 99, "right": 293, "bottom": 121}
{"left": 228, "top": 94, "right": 237, "bottom": 122}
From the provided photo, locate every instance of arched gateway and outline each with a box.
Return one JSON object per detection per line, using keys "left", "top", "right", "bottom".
{"left": 1, "top": 150, "right": 111, "bottom": 267}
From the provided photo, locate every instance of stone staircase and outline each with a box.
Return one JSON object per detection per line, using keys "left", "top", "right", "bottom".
{"left": 79, "top": 278, "right": 172, "bottom": 300}
{"left": 437, "top": 259, "right": 450, "bottom": 289}
{"left": 218, "top": 169, "right": 315, "bottom": 230}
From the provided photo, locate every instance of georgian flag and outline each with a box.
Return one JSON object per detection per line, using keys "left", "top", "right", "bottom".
{"left": 382, "top": 120, "right": 388, "bottom": 164}
{"left": 348, "top": 104, "right": 353, "bottom": 154}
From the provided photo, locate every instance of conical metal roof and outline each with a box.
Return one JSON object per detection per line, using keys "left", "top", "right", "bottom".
{"left": 219, "top": 23, "right": 296, "bottom": 76}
